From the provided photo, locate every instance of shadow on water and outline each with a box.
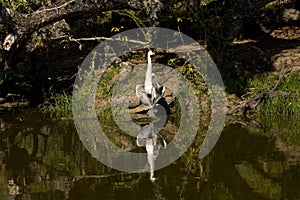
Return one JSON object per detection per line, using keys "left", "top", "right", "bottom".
{"left": 1, "top": 109, "right": 300, "bottom": 199}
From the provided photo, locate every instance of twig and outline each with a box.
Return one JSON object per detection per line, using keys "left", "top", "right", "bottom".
{"left": 69, "top": 36, "right": 149, "bottom": 45}
{"left": 271, "top": 63, "right": 292, "bottom": 91}
{"left": 228, "top": 91, "right": 290, "bottom": 116}
{"left": 35, "top": 0, "right": 75, "bottom": 14}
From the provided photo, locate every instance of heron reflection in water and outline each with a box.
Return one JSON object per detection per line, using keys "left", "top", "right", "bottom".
{"left": 7, "top": 178, "right": 20, "bottom": 200}
{"left": 137, "top": 122, "right": 167, "bottom": 181}
{"left": 135, "top": 50, "right": 167, "bottom": 181}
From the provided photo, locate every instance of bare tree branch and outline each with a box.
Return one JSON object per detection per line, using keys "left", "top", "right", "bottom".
{"left": 34, "top": 0, "right": 76, "bottom": 14}
{"left": 69, "top": 36, "right": 149, "bottom": 45}
{"left": 0, "top": 0, "right": 143, "bottom": 52}
{"left": 228, "top": 91, "right": 291, "bottom": 116}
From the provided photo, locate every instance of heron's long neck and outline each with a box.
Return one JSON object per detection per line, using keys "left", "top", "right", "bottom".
{"left": 144, "top": 54, "right": 152, "bottom": 94}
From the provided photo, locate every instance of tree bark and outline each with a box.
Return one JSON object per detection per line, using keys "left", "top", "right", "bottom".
{"left": 0, "top": 0, "right": 143, "bottom": 53}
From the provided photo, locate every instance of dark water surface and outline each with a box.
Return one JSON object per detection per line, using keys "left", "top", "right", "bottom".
{"left": 1, "top": 109, "right": 300, "bottom": 200}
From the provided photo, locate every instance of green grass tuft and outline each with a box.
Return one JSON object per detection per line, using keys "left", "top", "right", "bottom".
{"left": 255, "top": 72, "right": 300, "bottom": 116}
{"left": 42, "top": 91, "right": 72, "bottom": 118}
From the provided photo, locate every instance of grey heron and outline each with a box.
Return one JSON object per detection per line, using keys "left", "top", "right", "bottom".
{"left": 135, "top": 50, "right": 165, "bottom": 109}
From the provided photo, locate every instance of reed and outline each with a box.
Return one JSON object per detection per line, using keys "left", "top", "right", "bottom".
{"left": 42, "top": 91, "right": 72, "bottom": 118}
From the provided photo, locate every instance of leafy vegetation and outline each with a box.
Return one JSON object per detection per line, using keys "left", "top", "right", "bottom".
{"left": 1, "top": 0, "right": 30, "bottom": 12}
{"left": 41, "top": 90, "right": 72, "bottom": 118}
{"left": 96, "top": 64, "right": 121, "bottom": 99}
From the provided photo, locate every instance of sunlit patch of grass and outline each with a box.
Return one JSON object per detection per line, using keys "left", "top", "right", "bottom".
{"left": 247, "top": 75, "right": 276, "bottom": 95}
{"left": 246, "top": 72, "right": 300, "bottom": 116}
{"left": 258, "top": 72, "right": 300, "bottom": 116}
{"left": 260, "top": 96, "right": 300, "bottom": 115}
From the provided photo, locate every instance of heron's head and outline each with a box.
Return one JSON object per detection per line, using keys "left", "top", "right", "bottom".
{"left": 148, "top": 50, "right": 154, "bottom": 57}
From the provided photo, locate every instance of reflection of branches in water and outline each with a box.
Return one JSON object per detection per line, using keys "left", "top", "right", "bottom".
{"left": 152, "top": 179, "right": 166, "bottom": 200}
{"left": 226, "top": 115, "right": 263, "bottom": 130}
{"left": 227, "top": 115, "right": 300, "bottom": 170}
{"left": 1, "top": 113, "right": 87, "bottom": 197}
{"left": 208, "top": 125, "right": 280, "bottom": 199}
{"left": 214, "top": 116, "right": 300, "bottom": 199}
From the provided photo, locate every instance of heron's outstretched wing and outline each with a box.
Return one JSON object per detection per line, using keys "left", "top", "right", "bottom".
{"left": 135, "top": 84, "right": 153, "bottom": 108}
{"left": 151, "top": 74, "right": 165, "bottom": 105}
